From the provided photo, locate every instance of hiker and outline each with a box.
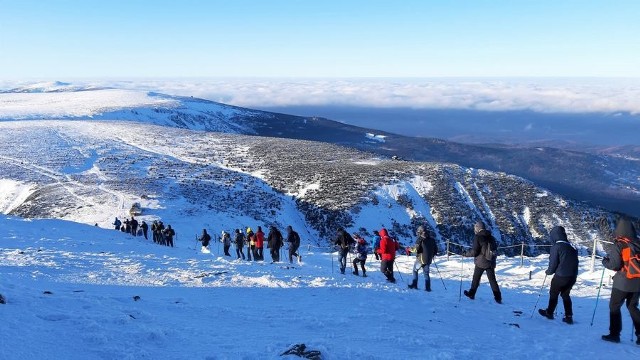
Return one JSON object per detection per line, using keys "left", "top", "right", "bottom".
{"left": 378, "top": 228, "right": 399, "bottom": 283}
{"left": 352, "top": 234, "right": 368, "bottom": 276}
{"left": 255, "top": 226, "right": 265, "bottom": 261}
{"left": 199, "top": 229, "right": 211, "bottom": 251}
{"left": 601, "top": 218, "right": 640, "bottom": 344}
{"left": 156, "top": 221, "right": 166, "bottom": 245}
{"left": 140, "top": 221, "right": 149, "bottom": 240}
{"left": 124, "top": 218, "right": 131, "bottom": 234}
{"left": 408, "top": 225, "right": 438, "bottom": 291}
{"left": 372, "top": 230, "right": 381, "bottom": 260}
{"left": 163, "top": 225, "right": 175, "bottom": 247}
{"left": 538, "top": 225, "right": 578, "bottom": 324}
{"left": 463, "top": 221, "right": 502, "bottom": 304}
{"left": 151, "top": 221, "right": 158, "bottom": 243}
{"left": 113, "top": 217, "right": 121, "bottom": 230}
{"left": 267, "top": 226, "right": 283, "bottom": 262}
{"left": 246, "top": 228, "right": 255, "bottom": 261}
{"left": 234, "top": 229, "right": 246, "bottom": 260}
{"left": 130, "top": 217, "right": 139, "bottom": 237}
{"left": 221, "top": 231, "right": 232, "bottom": 256}
{"left": 286, "top": 225, "right": 301, "bottom": 263}
{"left": 334, "top": 228, "right": 355, "bottom": 274}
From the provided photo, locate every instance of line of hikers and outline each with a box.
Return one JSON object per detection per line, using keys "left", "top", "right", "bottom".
{"left": 197, "top": 225, "right": 301, "bottom": 264}
{"left": 336, "top": 218, "right": 640, "bottom": 346}
{"left": 112, "top": 217, "right": 175, "bottom": 247}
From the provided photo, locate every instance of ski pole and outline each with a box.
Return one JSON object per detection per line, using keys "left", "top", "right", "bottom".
{"left": 590, "top": 266, "right": 607, "bottom": 327}
{"left": 458, "top": 254, "right": 464, "bottom": 302}
{"left": 433, "top": 261, "right": 447, "bottom": 290}
{"left": 394, "top": 260, "right": 405, "bottom": 283}
{"left": 530, "top": 274, "right": 548, "bottom": 318}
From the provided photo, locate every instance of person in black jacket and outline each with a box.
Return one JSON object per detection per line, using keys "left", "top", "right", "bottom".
{"left": 463, "top": 221, "right": 502, "bottom": 303}
{"left": 408, "top": 225, "right": 438, "bottom": 291}
{"left": 234, "top": 229, "right": 245, "bottom": 260}
{"left": 286, "top": 225, "right": 302, "bottom": 263}
{"left": 601, "top": 218, "right": 640, "bottom": 344}
{"left": 267, "top": 226, "right": 283, "bottom": 262}
{"left": 140, "top": 221, "right": 149, "bottom": 240}
{"left": 199, "top": 229, "right": 211, "bottom": 251}
{"left": 538, "top": 226, "right": 579, "bottom": 323}
{"left": 334, "top": 228, "right": 355, "bottom": 274}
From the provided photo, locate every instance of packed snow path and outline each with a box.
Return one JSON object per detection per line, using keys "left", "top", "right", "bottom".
{"left": 0, "top": 217, "right": 638, "bottom": 359}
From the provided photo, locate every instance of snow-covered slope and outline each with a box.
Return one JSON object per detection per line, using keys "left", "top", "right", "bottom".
{"left": 0, "top": 120, "right": 626, "bottom": 255}
{"left": 0, "top": 215, "right": 633, "bottom": 359}
{"left": 1, "top": 84, "right": 638, "bottom": 218}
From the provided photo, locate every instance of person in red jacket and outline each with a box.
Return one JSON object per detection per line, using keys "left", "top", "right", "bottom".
{"left": 255, "top": 226, "right": 265, "bottom": 261}
{"left": 377, "top": 228, "right": 399, "bottom": 283}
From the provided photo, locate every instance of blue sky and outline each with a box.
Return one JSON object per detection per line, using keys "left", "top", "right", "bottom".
{"left": 1, "top": 0, "right": 639, "bottom": 78}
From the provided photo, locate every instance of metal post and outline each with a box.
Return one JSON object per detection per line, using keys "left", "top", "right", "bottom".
{"left": 520, "top": 242, "right": 525, "bottom": 267}
{"left": 590, "top": 237, "right": 598, "bottom": 272}
{"left": 446, "top": 240, "right": 450, "bottom": 261}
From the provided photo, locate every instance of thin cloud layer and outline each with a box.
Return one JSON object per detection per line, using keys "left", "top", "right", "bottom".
{"left": 2, "top": 78, "right": 640, "bottom": 114}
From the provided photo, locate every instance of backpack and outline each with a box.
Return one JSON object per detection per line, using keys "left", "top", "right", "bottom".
{"left": 617, "top": 237, "right": 640, "bottom": 279}
{"left": 481, "top": 237, "right": 496, "bottom": 262}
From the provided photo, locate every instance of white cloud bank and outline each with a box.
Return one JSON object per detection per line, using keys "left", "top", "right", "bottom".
{"left": 2, "top": 78, "right": 640, "bottom": 114}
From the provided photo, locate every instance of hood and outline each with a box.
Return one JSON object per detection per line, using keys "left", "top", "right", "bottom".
{"left": 474, "top": 221, "right": 486, "bottom": 234}
{"left": 550, "top": 226, "right": 568, "bottom": 243}
{"left": 614, "top": 218, "right": 637, "bottom": 240}
{"left": 379, "top": 228, "right": 389, "bottom": 238}
{"left": 416, "top": 226, "right": 425, "bottom": 237}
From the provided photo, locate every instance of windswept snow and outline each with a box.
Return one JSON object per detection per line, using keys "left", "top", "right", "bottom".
{"left": 0, "top": 216, "right": 634, "bottom": 359}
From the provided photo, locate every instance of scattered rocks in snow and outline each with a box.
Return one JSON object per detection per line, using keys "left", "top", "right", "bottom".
{"left": 280, "top": 343, "right": 322, "bottom": 360}
{"left": 0, "top": 294, "right": 5, "bottom": 304}
{"left": 506, "top": 323, "right": 520, "bottom": 328}
{"left": 133, "top": 295, "right": 141, "bottom": 301}
{"left": 513, "top": 310, "right": 523, "bottom": 317}
{"left": 43, "top": 290, "right": 53, "bottom": 295}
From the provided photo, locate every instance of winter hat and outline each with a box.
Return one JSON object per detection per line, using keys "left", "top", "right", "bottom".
{"left": 416, "top": 226, "right": 426, "bottom": 236}
{"left": 246, "top": 227, "right": 252, "bottom": 233}
{"left": 549, "top": 226, "right": 567, "bottom": 243}
{"left": 373, "top": 230, "right": 379, "bottom": 235}
{"left": 287, "top": 225, "right": 293, "bottom": 232}
{"left": 613, "top": 218, "right": 637, "bottom": 240}
{"left": 474, "top": 221, "right": 486, "bottom": 234}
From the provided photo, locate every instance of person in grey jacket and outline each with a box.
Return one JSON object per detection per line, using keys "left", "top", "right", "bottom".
{"left": 408, "top": 225, "right": 438, "bottom": 291}
{"left": 463, "top": 221, "right": 502, "bottom": 303}
{"left": 601, "top": 218, "right": 640, "bottom": 344}
{"left": 538, "top": 226, "right": 579, "bottom": 324}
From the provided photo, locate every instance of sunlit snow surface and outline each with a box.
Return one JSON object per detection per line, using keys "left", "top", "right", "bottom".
{"left": 0, "top": 216, "right": 635, "bottom": 360}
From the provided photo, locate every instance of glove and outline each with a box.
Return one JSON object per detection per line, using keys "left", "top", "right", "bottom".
{"left": 601, "top": 256, "right": 609, "bottom": 266}
{"left": 545, "top": 269, "right": 553, "bottom": 276}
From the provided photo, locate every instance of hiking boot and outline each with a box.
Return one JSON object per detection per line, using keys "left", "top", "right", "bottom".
{"left": 425, "top": 280, "right": 431, "bottom": 292}
{"left": 538, "top": 309, "right": 554, "bottom": 320}
{"left": 601, "top": 334, "right": 620, "bottom": 343}
{"left": 352, "top": 271, "right": 359, "bottom": 276}
{"left": 298, "top": 255, "right": 302, "bottom": 262}
{"left": 636, "top": 337, "right": 640, "bottom": 345}
{"left": 362, "top": 272, "right": 367, "bottom": 277}
{"left": 408, "top": 279, "right": 418, "bottom": 289}
{"left": 463, "top": 290, "right": 474, "bottom": 300}
{"left": 562, "top": 316, "right": 573, "bottom": 324}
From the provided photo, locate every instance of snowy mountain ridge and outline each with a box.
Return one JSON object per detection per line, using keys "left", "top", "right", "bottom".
{"left": 1, "top": 84, "right": 638, "bottom": 217}
{"left": 0, "top": 119, "right": 628, "bottom": 256}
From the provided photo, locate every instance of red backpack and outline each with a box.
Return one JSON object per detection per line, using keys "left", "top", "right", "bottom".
{"left": 616, "top": 237, "right": 640, "bottom": 279}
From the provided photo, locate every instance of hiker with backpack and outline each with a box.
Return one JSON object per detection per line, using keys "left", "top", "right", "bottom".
{"left": 601, "top": 218, "right": 640, "bottom": 345}
{"left": 463, "top": 221, "right": 502, "bottom": 304}
{"left": 221, "top": 231, "right": 232, "bottom": 256}
{"left": 538, "top": 225, "right": 579, "bottom": 324}
{"left": 352, "top": 234, "right": 368, "bottom": 276}
{"left": 372, "top": 230, "right": 381, "bottom": 260}
{"left": 113, "top": 217, "right": 121, "bottom": 230}
{"left": 267, "top": 225, "right": 283, "bottom": 262}
{"left": 163, "top": 225, "right": 175, "bottom": 247}
{"left": 286, "top": 225, "right": 302, "bottom": 263}
{"left": 408, "top": 225, "right": 438, "bottom": 291}
{"left": 246, "top": 228, "right": 255, "bottom": 261}
{"left": 334, "top": 228, "right": 356, "bottom": 274}
{"left": 378, "top": 228, "right": 399, "bottom": 283}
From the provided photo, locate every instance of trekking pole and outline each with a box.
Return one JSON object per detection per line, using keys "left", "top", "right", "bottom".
{"left": 530, "top": 274, "right": 548, "bottom": 318}
{"left": 433, "top": 261, "right": 447, "bottom": 290}
{"left": 458, "top": 254, "right": 464, "bottom": 302}
{"left": 590, "top": 266, "right": 607, "bottom": 327}
{"left": 195, "top": 235, "right": 199, "bottom": 253}
{"left": 331, "top": 250, "right": 334, "bottom": 274}
{"left": 394, "top": 260, "right": 405, "bottom": 283}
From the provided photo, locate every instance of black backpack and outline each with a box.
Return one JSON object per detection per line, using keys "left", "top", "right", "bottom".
{"left": 481, "top": 236, "right": 496, "bottom": 261}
